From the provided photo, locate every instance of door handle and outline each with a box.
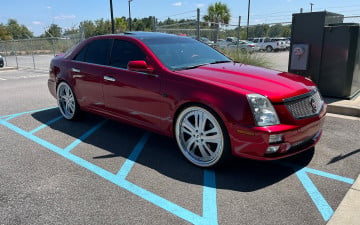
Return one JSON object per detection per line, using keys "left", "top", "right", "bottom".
{"left": 104, "top": 76, "right": 116, "bottom": 82}
{"left": 71, "top": 68, "right": 80, "bottom": 73}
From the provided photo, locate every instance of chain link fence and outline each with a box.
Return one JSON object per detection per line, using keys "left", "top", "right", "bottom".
{"left": 0, "top": 36, "right": 82, "bottom": 71}
{"left": 0, "top": 12, "right": 358, "bottom": 72}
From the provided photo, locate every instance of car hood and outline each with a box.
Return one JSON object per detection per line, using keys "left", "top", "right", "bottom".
{"left": 176, "top": 62, "right": 316, "bottom": 103}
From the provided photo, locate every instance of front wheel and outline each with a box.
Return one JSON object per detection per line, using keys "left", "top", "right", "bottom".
{"left": 175, "top": 106, "right": 229, "bottom": 167}
{"left": 57, "top": 82, "right": 80, "bottom": 120}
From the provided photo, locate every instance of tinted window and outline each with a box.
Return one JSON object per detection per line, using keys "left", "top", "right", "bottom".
{"left": 142, "top": 37, "right": 231, "bottom": 71}
{"left": 74, "top": 39, "right": 112, "bottom": 65}
{"left": 110, "top": 40, "right": 146, "bottom": 68}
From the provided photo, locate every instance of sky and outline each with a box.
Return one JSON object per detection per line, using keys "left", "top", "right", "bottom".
{"left": 1, "top": 0, "right": 360, "bottom": 36}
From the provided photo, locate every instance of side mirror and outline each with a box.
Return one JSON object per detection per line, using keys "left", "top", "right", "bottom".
{"left": 127, "top": 60, "right": 154, "bottom": 73}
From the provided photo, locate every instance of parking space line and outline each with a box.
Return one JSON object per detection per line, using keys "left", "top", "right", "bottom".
{"left": 296, "top": 168, "right": 334, "bottom": 221}
{"left": 116, "top": 132, "right": 151, "bottom": 179}
{"left": 3, "top": 108, "right": 355, "bottom": 224}
{"left": 0, "top": 109, "right": 219, "bottom": 225}
{"left": 29, "top": 116, "right": 63, "bottom": 134}
{"left": 0, "top": 107, "right": 57, "bottom": 121}
{"left": 203, "top": 170, "right": 218, "bottom": 224}
{"left": 0, "top": 118, "right": 64, "bottom": 154}
{"left": 278, "top": 161, "right": 354, "bottom": 221}
{"left": 63, "top": 119, "right": 108, "bottom": 152}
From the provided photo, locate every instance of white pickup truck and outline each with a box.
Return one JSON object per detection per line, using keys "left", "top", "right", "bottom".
{"left": 249, "top": 37, "right": 286, "bottom": 52}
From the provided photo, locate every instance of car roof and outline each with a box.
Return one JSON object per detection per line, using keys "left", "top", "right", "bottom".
{"left": 98, "top": 32, "right": 187, "bottom": 41}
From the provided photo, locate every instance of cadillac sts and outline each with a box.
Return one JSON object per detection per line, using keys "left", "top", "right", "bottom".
{"left": 48, "top": 32, "right": 326, "bottom": 167}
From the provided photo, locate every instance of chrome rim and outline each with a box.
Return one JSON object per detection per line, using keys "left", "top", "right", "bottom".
{"left": 175, "top": 107, "right": 224, "bottom": 167}
{"left": 57, "top": 82, "right": 76, "bottom": 119}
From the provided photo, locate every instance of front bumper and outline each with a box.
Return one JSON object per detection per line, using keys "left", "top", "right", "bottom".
{"left": 228, "top": 108, "right": 326, "bottom": 160}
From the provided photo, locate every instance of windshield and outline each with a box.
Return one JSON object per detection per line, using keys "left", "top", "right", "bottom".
{"left": 142, "top": 37, "right": 231, "bottom": 71}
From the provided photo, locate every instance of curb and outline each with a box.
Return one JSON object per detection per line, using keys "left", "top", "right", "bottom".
{"left": 325, "top": 97, "right": 360, "bottom": 118}
{"left": 327, "top": 175, "right": 360, "bottom": 225}
{"left": 0, "top": 67, "right": 17, "bottom": 72}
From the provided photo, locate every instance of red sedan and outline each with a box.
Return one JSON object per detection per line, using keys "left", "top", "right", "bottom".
{"left": 48, "top": 32, "right": 326, "bottom": 167}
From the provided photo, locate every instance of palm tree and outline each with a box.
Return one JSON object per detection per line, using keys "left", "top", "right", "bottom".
{"left": 203, "top": 2, "right": 231, "bottom": 41}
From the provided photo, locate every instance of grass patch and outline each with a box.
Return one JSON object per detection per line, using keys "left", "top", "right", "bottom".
{"left": 219, "top": 48, "right": 272, "bottom": 68}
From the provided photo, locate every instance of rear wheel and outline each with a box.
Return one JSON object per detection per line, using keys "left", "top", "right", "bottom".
{"left": 266, "top": 45, "right": 273, "bottom": 52}
{"left": 175, "top": 106, "right": 229, "bottom": 167}
{"left": 57, "top": 82, "right": 80, "bottom": 120}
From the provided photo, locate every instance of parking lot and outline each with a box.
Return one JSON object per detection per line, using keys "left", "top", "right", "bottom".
{"left": 1, "top": 65, "right": 359, "bottom": 224}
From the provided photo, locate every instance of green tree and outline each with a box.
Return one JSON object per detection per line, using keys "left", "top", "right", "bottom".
{"left": 6, "top": 19, "right": 33, "bottom": 39}
{"left": 203, "top": 2, "right": 231, "bottom": 27}
{"left": 0, "top": 23, "right": 11, "bottom": 40}
{"left": 94, "top": 19, "right": 111, "bottom": 35}
{"left": 281, "top": 25, "right": 291, "bottom": 37}
{"left": 115, "top": 17, "right": 127, "bottom": 33}
{"left": 268, "top": 24, "right": 282, "bottom": 37}
{"left": 80, "top": 20, "right": 96, "bottom": 38}
{"left": 44, "top": 24, "right": 62, "bottom": 37}
{"left": 203, "top": 2, "right": 231, "bottom": 41}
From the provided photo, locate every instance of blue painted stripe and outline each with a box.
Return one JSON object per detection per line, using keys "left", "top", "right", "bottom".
{"left": 116, "top": 132, "right": 151, "bottom": 179}
{"left": 202, "top": 170, "right": 218, "bottom": 225}
{"left": 63, "top": 120, "right": 107, "bottom": 152}
{"left": 296, "top": 168, "right": 334, "bottom": 221}
{"left": 29, "top": 116, "right": 63, "bottom": 134}
{"left": 1, "top": 117, "right": 213, "bottom": 225}
{"left": 0, "top": 107, "right": 57, "bottom": 121}
{"left": 304, "top": 167, "right": 354, "bottom": 184}
{"left": 277, "top": 161, "right": 354, "bottom": 184}
{"left": 0, "top": 118, "right": 64, "bottom": 154}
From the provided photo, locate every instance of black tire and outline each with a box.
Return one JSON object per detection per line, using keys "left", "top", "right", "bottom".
{"left": 266, "top": 46, "right": 273, "bottom": 52}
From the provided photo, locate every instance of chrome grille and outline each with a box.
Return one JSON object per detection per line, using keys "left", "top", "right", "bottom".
{"left": 285, "top": 89, "right": 324, "bottom": 119}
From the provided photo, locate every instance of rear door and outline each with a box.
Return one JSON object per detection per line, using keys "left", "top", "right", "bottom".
{"left": 69, "top": 39, "right": 112, "bottom": 110}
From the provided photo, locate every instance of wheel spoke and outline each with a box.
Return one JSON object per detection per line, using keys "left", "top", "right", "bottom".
{"left": 183, "top": 118, "right": 196, "bottom": 133}
{"left": 198, "top": 144, "right": 211, "bottom": 158}
{"left": 185, "top": 137, "right": 197, "bottom": 153}
{"left": 203, "top": 134, "right": 222, "bottom": 144}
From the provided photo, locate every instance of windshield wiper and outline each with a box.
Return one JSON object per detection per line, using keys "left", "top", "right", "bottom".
{"left": 209, "top": 60, "right": 232, "bottom": 64}
{"left": 173, "top": 63, "right": 210, "bottom": 71}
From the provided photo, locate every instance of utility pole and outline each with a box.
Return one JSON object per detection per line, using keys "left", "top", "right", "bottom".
{"left": 310, "top": 3, "right": 314, "bottom": 12}
{"left": 128, "top": 0, "right": 133, "bottom": 31}
{"left": 196, "top": 8, "right": 200, "bottom": 40}
{"left": 246, "top": 0, "right": 251, "bottom": 40}
{"left": 110, "top": 0, "right": 115, "bottom": 34}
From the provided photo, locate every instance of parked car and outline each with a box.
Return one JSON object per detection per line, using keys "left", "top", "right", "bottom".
{"left": 0, "top": 55, "right": 4, "bottom": 68}
{"left": 249, "top": 37, "right": 286, "bottom": 52}
{"left": 270, "top": 37, "right": 291, "bottom": 50}
{"left": 238, "top": 40, "right": 260, "bottom": 52}
{"left": 216, "top": 39, "right": 259, "bottom": 52}
{"left": 48, "top": 32, "right": 326, "bottom": 168}
{"left": 200, "top": 37, "right": 215, "bottom": 47}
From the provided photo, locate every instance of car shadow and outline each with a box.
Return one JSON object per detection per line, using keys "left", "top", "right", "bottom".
{"left": 31, "top": 108, "right": 314, "bottom": 192}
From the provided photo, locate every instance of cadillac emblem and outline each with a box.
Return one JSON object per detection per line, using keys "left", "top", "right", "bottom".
{"left": 309, "top": 98, "right": 317, "bottom": 113}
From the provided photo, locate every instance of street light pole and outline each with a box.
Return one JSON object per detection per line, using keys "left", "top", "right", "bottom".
{"left": 128, "top": 0, "right": 133, "bottom": 31}
{"left": 310, "top": 3, "right": 314, "bottom": 12}
{"left": 110, "top": 0, "right": 115, "bottom": 34}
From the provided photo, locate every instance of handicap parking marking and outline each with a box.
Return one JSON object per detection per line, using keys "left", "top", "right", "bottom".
{"left": 0, "top": 108, "right": 356, "bottom": 224}
{"left": 278, "top": 161, "right": 354, "bottom": 221}
{"left": 0, "top": 108, "right": 218, "bottom": 225}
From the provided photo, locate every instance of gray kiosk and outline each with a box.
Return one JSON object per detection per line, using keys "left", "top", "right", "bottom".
{"left": 289, "top": 11, "right": 360, "bottom": 99}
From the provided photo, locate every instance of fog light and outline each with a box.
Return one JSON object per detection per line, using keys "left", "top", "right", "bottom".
{"left": 269, "top": 134, "right": 283, "bottom": 144}
{"left": 266, "top": 146, "right": 280, "bottom": 154}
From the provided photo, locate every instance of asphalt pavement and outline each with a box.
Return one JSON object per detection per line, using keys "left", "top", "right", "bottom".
{"left": 0, "top": 55, "right": 360, "bottom": 225}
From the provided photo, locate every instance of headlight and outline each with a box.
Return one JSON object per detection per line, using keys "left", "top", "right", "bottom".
{"left": 247, "top": 94, "right": 280, "bottom": 126}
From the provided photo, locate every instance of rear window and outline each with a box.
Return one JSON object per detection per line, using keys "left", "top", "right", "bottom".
{"left": 74, "top": 39, "right": 112, "bottom": 65}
